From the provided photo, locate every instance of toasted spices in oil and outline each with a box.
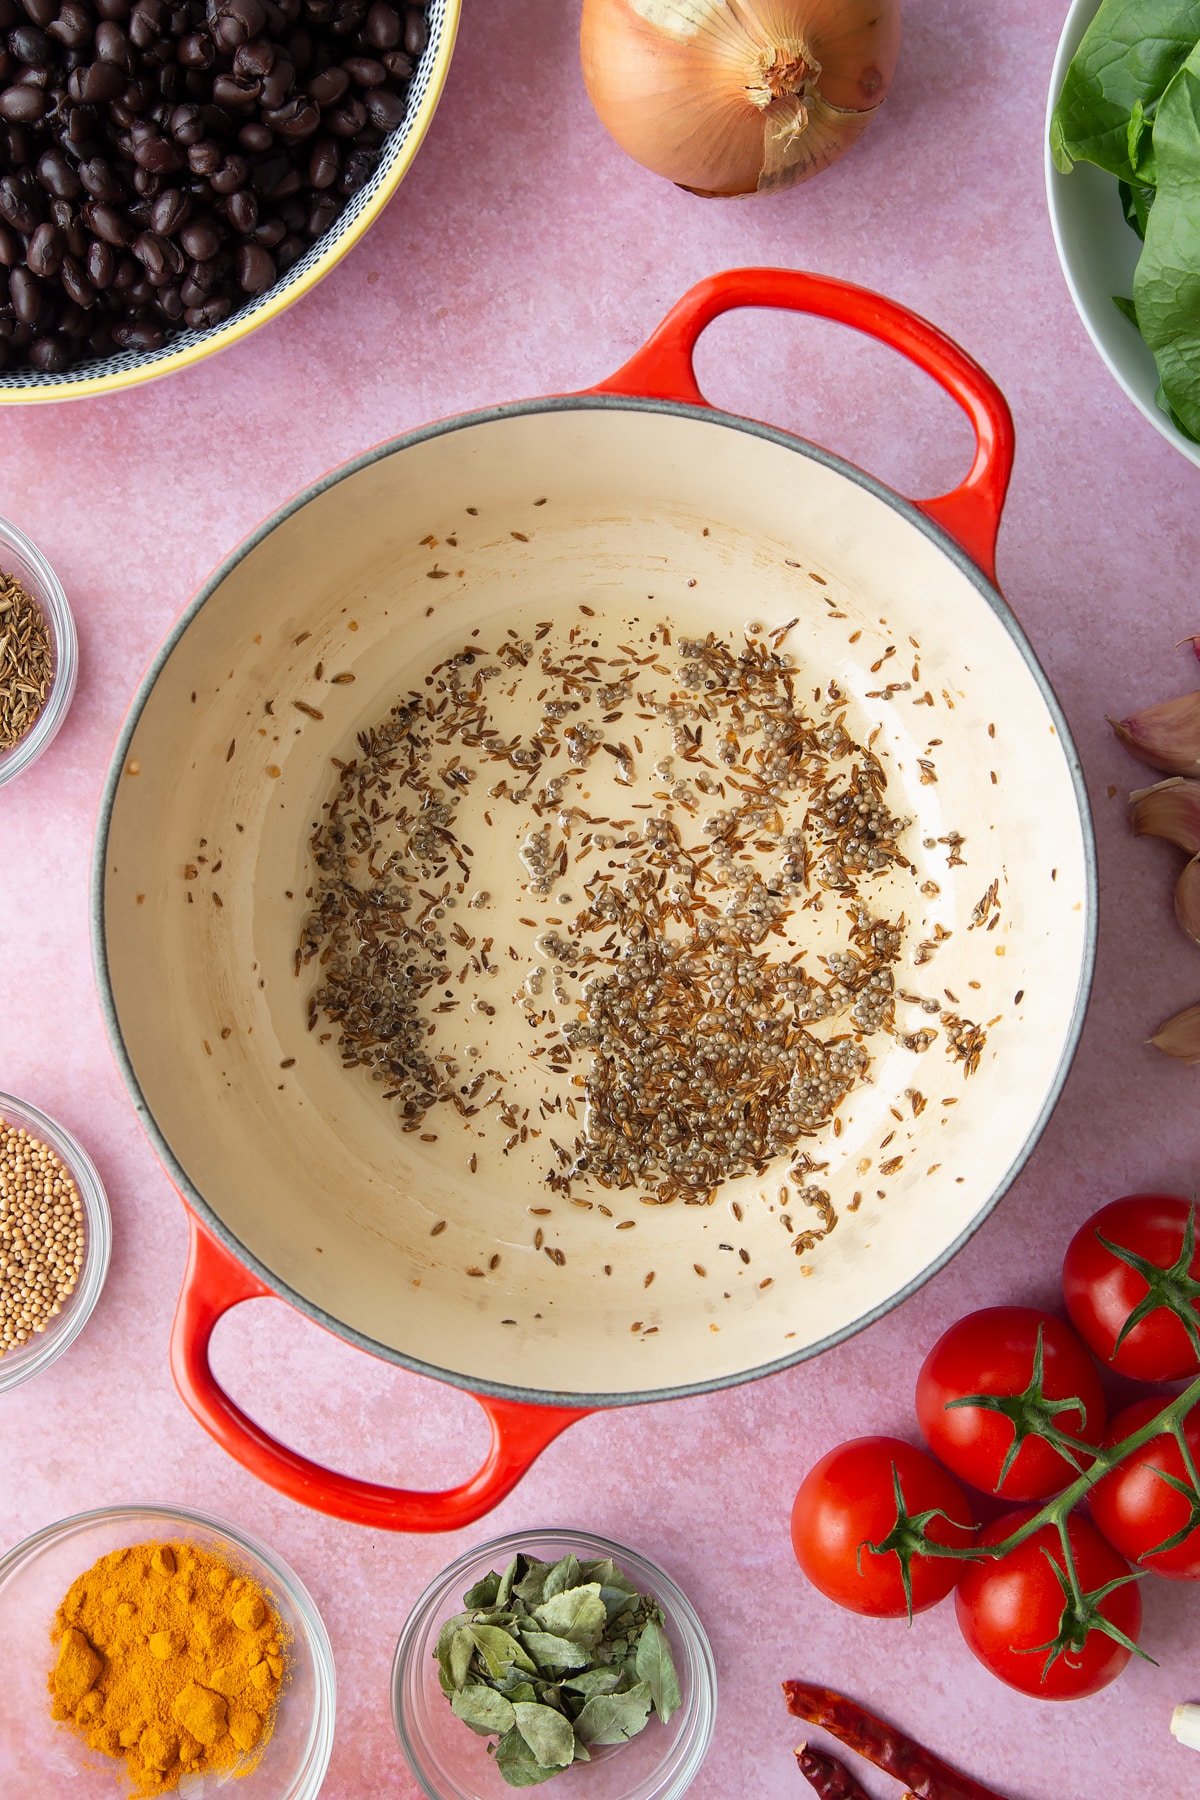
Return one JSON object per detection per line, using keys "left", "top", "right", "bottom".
{"left": 0, "top": 570, "right": 52, "bottom": 752}
{"left": 297, "top": 606, "right": 983, "bottom": 1231}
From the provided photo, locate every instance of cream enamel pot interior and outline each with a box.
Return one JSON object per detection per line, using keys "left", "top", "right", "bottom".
{"left": 94, "top": 269, "right": 1096, "bottom": 1532}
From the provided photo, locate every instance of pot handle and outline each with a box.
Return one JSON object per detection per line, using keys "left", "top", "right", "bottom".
{"left": 589, "top": 267, "right": 1015, "bottom": 586}
{"left": 170, "top": 1214, "right": 590, "bottom": 1531}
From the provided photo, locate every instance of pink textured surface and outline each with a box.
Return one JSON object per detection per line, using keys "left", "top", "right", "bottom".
{"left": 3, "top": 1, "right": 1199, "bottom": 1795}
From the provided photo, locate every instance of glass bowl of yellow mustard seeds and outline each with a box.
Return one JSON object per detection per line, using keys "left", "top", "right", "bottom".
{"left": 0, "top": 1504, "right": 335, "bottom": 1797}
{"left": 0, "top": 514, "right": 78, "bottom": 790}
{"left": 0, "top": 1091, "right": 112, "bottom": 1396}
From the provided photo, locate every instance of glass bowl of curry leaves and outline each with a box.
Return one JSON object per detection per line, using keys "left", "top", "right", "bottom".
{"left": 1046, "top": 0, "right": 1200, "bottom": 465}
{"left": 391, "top": 1529, "right": 716, "bottom": 1799}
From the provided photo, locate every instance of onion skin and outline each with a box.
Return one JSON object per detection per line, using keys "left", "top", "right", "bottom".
{"left": 580, "top": 0, "right": 902, "bottom": 199}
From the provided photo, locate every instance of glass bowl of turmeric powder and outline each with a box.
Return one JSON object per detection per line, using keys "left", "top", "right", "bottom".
{"left": 0, "top": 1503, "right": 335, "bottom": 1797}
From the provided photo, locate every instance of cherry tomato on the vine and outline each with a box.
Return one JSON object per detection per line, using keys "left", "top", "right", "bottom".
{"left": 790, "top": 1436, "right": 976, "bottom": 1618}
{"left": 1090, "top": 1399, "right": 1200, "bottom": 1579}
{"left": 1063, "top": 1194, "right": 1200, "bottom": 1381}
{"left": 915, "top": 1306, "right": 1106, "bottom": 1501}
{"left": 955, "top": 1509, "right": 1142, "bottom": 1700}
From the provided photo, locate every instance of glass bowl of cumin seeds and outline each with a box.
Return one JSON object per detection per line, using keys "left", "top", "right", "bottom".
{"left": 0, "top": 515, "right": 78, "bottom": 790}
{"left": 0, "top": 1092, "right": 111, "bottom": 1395}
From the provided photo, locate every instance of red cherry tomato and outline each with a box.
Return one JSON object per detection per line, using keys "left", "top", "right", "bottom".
{"left": 791, "top": 1436, "right": 976, "bottom": 1618}
{"left": 1090, "top": 1398, "right": 1200, "bottom": 1579}
{"left": 916, "top": 1306, "right": 1106, "bottom": 1501}
{"left": 1063, "top": 1194, "right": 1200, "bottom": 1381}
{"left": 955, "top": 1509, "right": 1141, "bottom": 1700}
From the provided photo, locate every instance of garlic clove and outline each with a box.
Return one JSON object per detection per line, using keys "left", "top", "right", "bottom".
{"left": 1178, "top": 857, "right": 1200, "bottom": 948}
{"left": 1171, "top": 1703, "right": 1200, "bottom": 1751}
{"left": 1110, "top": 691, "right": 1200, "bottom": 774}
{"left": 1150, "top": 1001, "right": 1200, "bottom": 1063}
{"left": 1129, "top": 778, "right": 1200, "bottom": 854}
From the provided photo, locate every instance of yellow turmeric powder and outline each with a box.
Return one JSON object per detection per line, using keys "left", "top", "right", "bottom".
{"left": 48, "top": 1539, "right": 287, "bottom": 1796}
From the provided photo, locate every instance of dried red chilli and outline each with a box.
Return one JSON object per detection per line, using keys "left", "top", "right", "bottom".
{"left": 795, "top": 1744, "right": 872, "bottom": 1800}
{"left": 783, "top": 1684, "right": 1010, "bottom": 1800}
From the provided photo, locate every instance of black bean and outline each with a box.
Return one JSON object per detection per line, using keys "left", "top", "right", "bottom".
{"left": 85, "top": 237, "right": 115, "bottom": 285}
{"left": 0, "top": 171, "right": 41, "bottom": 230}
{"left": 9, "top": 24, "right": 53, "bottom": 62}
{"left": 133, "top": 131, "right": 180, "bottom": 170}
{"left": 259, "top": 55, "right": 293, "bottom": 106}
{"left": 112, "top": 315, "right": 165, "bottom": 348}
{"left": 0, "top": 221, "right": 17, "bottom": 262}
{"left": 402, "top": 5, "right": 425, "bottom": 57}
{"left": 265, "top": 94, "right": 317, "bottom": 136}
{"left": 78, "top": 60, "right": 126, "bottom": 101}
{"left": 131, "top": 163, "right": 161, "bottom": 193}
{"left": 249, "top": 213, "right": 282, "bottom": 245}
{"left": 26, "top": 219, "right": 63, "bottom": 276}
{"left": 28, "top": 332, "right": 70, "bottom": 370}
{"left": 365, "top": 2, "right": 400, "bottom": 50}
{"left": 179, "top": 215, "right": 219, "bottom": 257}
{"left": 168, "top": 100, "right": 203, "bottom": 140}
{"left": 307, "top": 132, "right": 336, "bottom": 187}
{"left": 65, "top": 102, "right": 99, "bottom": 144}
{"left": 50, "top": 0, "right": 97, "bottom": 45}
{"left": 94, "top": 19, "right": 129, "bottom": 64}
{"left": 338, "top": 142, "right": 372, "bottom": 192}
{"left": 226, "top": 185, "right": 255, "bottom": 231}
{"left": 363, "top": 85, "right": 403, "bottom": 131}
{"left": 9, "top": 265, "right": 42, "bottom": 322}
{"left": 325, "top": 94, "right": 363, "bottom": 136}
{"left": 176, "top": 30, "right": 214, "bottom": 66}
{"left": 234, "top": 34, "right": 272, "bottom": 76}
{"left": 305, "top": 62, "right": 345, "bottom": 105}
{"left": 235, "top": 239, "right": 273, "bottom": 290}
{"left": 60, "top": 254, "right": 95, "bottom": 306}
{"left": 307, "top": 192, "right": 336, "bottom": 235}
{"left": 186, "top": 137, "right": 221, "bottom": 174}
{"left": 211, "top": 70, "right": 257, "bottom": 106}
{"left": 183, "top": 293, "right": 229, "bottom": 326}
{"left": 209, "top": 151, "right": 247, "bottom": 191}
{"left": 344, "top": 54, "right": 384, "bottom": 86}
{"left": 275, "top": 230, "right": 301, "bottom": 269}
{"left": 84, "top": 199, "right": 133, "bottom": 244}
{"left": 236, "top": 118, "right": 271, "bottom": 149}
{"left": 79, "top": 157, "right": 124, "bottom": 199}
{"left": 37, "top": 148, "right": 81, "bottom": 198}
{"left": 20, "top": 0, "right": 57, "bottom": 28}
{"left": 266, "top": 163, "right": 299, "bottom": 197}
{"left": 0, "top": 80, "right": 48, "bottom": 120}
{"left": 158, "top": 280, "right": 182, "bottom": 318}
{"left": 150, "top": 185, "right": 188, "bottom": 232}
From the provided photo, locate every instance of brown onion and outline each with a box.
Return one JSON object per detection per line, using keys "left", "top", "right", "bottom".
{"left": 580, "top": 0, "right": 901, "bottom": 198}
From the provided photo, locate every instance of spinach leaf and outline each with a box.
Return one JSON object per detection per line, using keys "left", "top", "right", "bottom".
{"left": 1051, "top": 0, "right": 1200, "bottom": 181}
{"left": 1133, "top": 43, "right": 1200, "bottom": 440}
{"left": 1119, "top": 177, "right": 1156, "bottom": 239}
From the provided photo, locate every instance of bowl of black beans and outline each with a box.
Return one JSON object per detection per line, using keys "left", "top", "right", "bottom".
{"left": 0, "top": 0, "right": 456, "bottom": 398}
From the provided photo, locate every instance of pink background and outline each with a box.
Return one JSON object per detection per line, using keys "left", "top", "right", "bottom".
{"left": 4, "top": 1, "right": 1199, "bottom": 1794}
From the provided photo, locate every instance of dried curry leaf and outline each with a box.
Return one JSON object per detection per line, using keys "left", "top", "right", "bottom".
{"left": 573, "top": 1681, "right": 654, "bottom": 1747}
{"left": 451, "top": 1685, "right": 517, "bottom": 1737}
{"left": 533, "top": 1584, "right": 607, "bottom": 1647}
{"left": 512, "top": 1702, "right": 575, "bottom": 1770}
{"left": 635, "top": 1618, "right": 682, "bottom": 1723}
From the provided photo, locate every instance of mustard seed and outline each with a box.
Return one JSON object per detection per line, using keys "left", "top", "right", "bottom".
{"left": 0, "top": 1118, "right": 85, "bottom": 1355}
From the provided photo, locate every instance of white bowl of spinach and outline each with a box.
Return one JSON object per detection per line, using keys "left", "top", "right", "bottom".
{"left": 1047, "top": 0, "right": 1200, "bottom": 465}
